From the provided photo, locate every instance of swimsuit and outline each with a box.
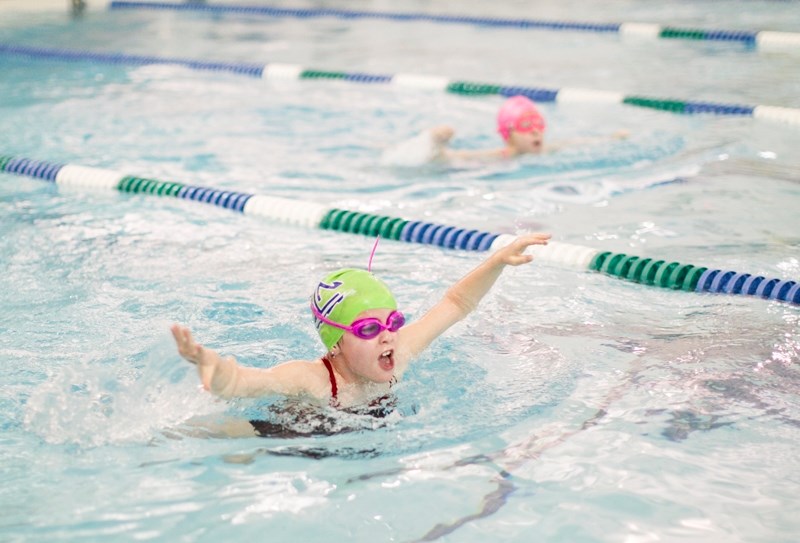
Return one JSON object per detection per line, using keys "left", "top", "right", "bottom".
{"left": 321, "top": 355, "right": 340, "bottom": 407}
{"left": 322, "top": 355, "right": 397, "bottom": 417}
{"left": 249, "top": 356, "right": 397, "bottom": 438}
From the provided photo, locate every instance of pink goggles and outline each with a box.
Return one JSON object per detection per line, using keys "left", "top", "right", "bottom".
{"left": 311, "top": 305, "right": 406, "bottom": 340}
{"left": 512, "top": 112, "right": 546, "bottom": 134}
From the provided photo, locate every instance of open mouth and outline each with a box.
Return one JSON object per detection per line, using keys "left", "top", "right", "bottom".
{"left": 378, "top": 349, "right": 394, "bottom": 372}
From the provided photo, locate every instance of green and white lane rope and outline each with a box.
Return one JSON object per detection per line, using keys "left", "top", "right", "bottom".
{"left": 106, "top": 1, "right": 800, "bottom": 54}
{"left": 2, "top": 154, "right": 798, "bottom": 306}
{"left": 1, "top": 43, "right": 799, "bottom": 126}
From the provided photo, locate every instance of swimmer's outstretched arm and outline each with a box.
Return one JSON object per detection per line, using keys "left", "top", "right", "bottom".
{"left": 171, "top": 324, "right": 325, "bottom": 399}
{"left": 428, "top": 125, "right": 507, "bottom": 162}
{"left": 398, "top": 232, "right": 551, "bottom": 363}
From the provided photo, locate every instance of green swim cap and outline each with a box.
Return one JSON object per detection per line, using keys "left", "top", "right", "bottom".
{"left": 311, "top": 268, "right": 397, "bottom": 350}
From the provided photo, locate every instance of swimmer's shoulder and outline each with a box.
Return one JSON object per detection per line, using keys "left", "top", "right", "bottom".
{"left": 262, "top": 358, "right": 331, "bottom": 400}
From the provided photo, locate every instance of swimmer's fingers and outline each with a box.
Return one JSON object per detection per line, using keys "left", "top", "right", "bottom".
{"left": 430, "top": 125, "right": 455, "bottom": 144}
{"left": 499, "top": 233, "right": 551, "bottom": 265}
{"left": 171, "top": 323, "right": 203, "bottom": 364}
{"left": 517, "top": 232, "right": 551, "bottom": 248}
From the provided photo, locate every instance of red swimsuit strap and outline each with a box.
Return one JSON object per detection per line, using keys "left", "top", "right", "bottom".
{"left": 321, "top": 355, "right": 339, "bottom": 407}
{"left": 322, "top": 356, "right": 397, "bottom": 408}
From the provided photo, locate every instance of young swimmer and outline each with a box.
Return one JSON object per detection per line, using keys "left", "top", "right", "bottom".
{"left": 380, "top": 94, "right": 628, "bottom": 166}
{"left": 432, "top": 95, "right": 550, "bottom": 161}
{"left": 171, "top": 233, "right": 550, "bottom": 433}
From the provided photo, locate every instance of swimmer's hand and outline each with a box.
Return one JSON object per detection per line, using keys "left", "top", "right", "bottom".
{"left": 171, "top": 324, "right": 232, "bottom": 392}
{"left": 405, "top": 232, "right": 552, "bottom": 355}
{"left": 430, "top": 125, "right": 455, "bottom": 145}
{"left": 492, "top": 232, "right": 551, "bottom": 266}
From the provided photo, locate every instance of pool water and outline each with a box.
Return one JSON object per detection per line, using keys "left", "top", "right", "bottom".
{"left": 1, "top": 1, "right": 799, "bottom": 541}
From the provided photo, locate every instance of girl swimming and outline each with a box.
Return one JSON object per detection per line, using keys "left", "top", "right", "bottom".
{"left": 172, "top": 232, "right": 550, "bottom": 432}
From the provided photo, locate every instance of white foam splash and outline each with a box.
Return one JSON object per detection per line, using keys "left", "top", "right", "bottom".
{"left": 23, "top": 337, "right": 222, "bottom": 447}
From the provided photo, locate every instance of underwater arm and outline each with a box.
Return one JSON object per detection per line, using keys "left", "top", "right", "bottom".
{"left": 399, "top": 232, "right": 550, "bottom": 360}
{"left": 440, "top": 147, "right": 508, "bottom": 161}
{"left": 546, "top": 129, "right": 629, "bottom": 152}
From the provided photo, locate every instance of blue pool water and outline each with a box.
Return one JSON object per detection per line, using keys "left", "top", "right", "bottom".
{"left": 1, "top": 1, "right": 799, "bottom": 541}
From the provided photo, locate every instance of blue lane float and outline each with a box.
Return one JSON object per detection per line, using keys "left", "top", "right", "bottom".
{"left": 0, "top": 43, "right": 266, "bottom": 77}
{"left": 1, "top": 153, "right": 798, "bottom": 306}
{"left": 2, "top": 43, "right": 799, "bottom": 126}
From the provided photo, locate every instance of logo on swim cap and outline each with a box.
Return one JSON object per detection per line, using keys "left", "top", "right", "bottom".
{"left": 497, "top": 95, "right": 546, "bottom": 141}
{"left": 311, "top": 268, "right": 397, "bottom": 350}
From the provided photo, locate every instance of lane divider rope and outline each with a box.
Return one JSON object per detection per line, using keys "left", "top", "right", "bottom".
{"left": 2, "top": 43, "right": 799, "bottom": 126}
{"left": 106, "top": 1, "right": 800, "bottom": 53}
{"left": 2, "top": 153, "right": 797, "bottom": 305}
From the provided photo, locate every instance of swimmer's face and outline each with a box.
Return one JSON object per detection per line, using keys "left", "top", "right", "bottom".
{"left": 508, "top": 128, "right": 544, "bottom": 155}
{"left": 337, "top": 308, "right": 398, "bottom": 384}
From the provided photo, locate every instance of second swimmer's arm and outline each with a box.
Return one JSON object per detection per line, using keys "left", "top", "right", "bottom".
{"left": 398, "top": 232, "right": 551, "bottom": 360}
{"left": 435, "top": 232, "right": 551, "bottom": 320}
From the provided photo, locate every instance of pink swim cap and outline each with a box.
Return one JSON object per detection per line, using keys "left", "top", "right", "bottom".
{"left": 497, "top": 95, "right": 546, "bottom": 141}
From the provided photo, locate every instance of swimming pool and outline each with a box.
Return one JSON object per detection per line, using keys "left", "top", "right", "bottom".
{"left": 1, "top": 1, "right": 799, "bottom": 541}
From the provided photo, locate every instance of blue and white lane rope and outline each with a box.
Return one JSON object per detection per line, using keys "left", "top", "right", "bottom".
{"left": 106, "top": 1, "right": 800, "bottom": 53}
{"left": 0, "top": 43, "right": 266, "bottom": 77}
{"left": 2, "top": 43, "right": 799, "bottom": 126}
{"left": 1, "top": 154, "right": 798, "bottom": 306}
